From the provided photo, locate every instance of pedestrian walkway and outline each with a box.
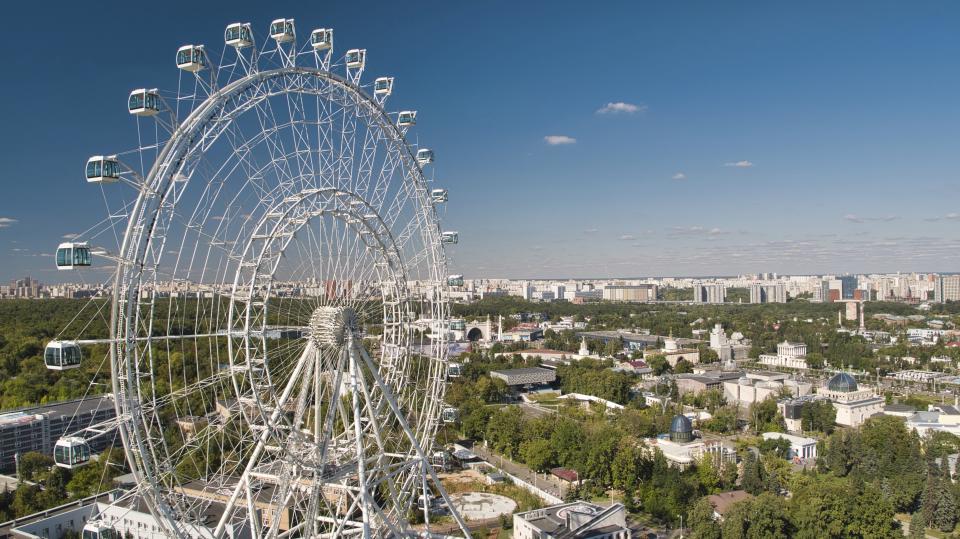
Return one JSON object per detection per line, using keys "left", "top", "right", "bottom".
{"left": 471, "top": 443, "right": 568, "bottom": 500}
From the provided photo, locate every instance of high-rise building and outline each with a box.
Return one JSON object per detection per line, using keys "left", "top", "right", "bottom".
{"left": 693, "top": 284, "right": 726, "bottom": 304}
{"left": 813, "top": 280, "right": 831, "bottom": 303}
{"left": 935, "top": 275, "right": 960, "bottom": 303}
{"left": 750, "top": 283, "right": 787, "bottom": 304}
{"left": 602, "top": 284, "right": 657, "bottom": 302}
{"left": 839, "top": 275, "right": 858, "bottom": 299}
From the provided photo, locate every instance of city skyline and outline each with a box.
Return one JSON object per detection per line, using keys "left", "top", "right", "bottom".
{"left": 2, "top": 1, "right": 960, "bottom": 281}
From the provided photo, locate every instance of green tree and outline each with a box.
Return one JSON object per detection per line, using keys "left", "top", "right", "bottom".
{"left": 758, "top": 437, "right": 791, "bottom": 459}
{"left": 800, "top": 400, "right": 836, "bottom": 434}
{"left": 740, "top": 451, "right": 765, "bottom": 495}
{"left": 484, "top": 406, "right": 526, "bottom": 459}
{"left": 16, "top": 451, "right": 54, "bottom": 482}
{"left": 674, "top": 359, "right": 694, "bottom": 374}
{"left": 519, "top": 439, "right": 555, "bottom": 473}
{"left": 647, "top": 355, "right": 670, "bottom": 376}
{"left": 610, "top": 438, "right": 642, "bottom": 492}
{"left": 748, "top": 396, "right": 784, "bottom": 434}
{"left": 687, "top": 497, "right": 721, "bottom": 539}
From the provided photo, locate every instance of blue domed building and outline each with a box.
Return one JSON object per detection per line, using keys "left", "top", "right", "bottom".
{"left": 827, "top": 372, "right": 858, "bottom": 392}
{"left": 669, "top": 414, "right": 694, "bottom": 444}
{"left": 643, "top": 413, "right": 736, "bottom": 470}
{"left": 821, "top": 372, "right": 884, "bottom": 427}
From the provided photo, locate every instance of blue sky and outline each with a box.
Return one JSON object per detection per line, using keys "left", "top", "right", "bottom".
{"left": 1, "top": 0, "right": 959, "bottom": 281}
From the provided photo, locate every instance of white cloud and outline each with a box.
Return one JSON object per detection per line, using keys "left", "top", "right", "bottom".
{"left": 946, "top": 212, "right": 960, "bottom": 221}
{"left": 583, "top": 228, "right": 600, "bottom": 234}
{"left": 0, "top": 217, "right": 17, "bottom": 229}
{"left": 62, "top": 233, "right": 79, "bottom": 239}
{"left": 672, "top": 172, "right": 687, "bottom": 181}
{"left": 723, "top": 160, "right": 754, "bottom": 168}
{"left": 544, "top": 135, "right": 576, "bottom": 145}
{"left": 596, "top": 102, "right": 647, "bottom": 115}
{"left": 844, "top": 214, "right": 899, "bottom": 224}
{"left": 708, "top": 227, "right": 723, "bottom": 235}
{"left": 619, "top": 234, "right": 636, "bottom": 241}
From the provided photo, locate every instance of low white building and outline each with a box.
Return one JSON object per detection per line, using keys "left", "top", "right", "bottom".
{"left": 904, "top": 404, "right": 960, "bottom": 437}
{"left": 723, "top": 371, "right": 812, "bottom": 408}
{"left": 762, "top": 432, "right": 818, "bottom": 461}
{"left": 758, "top": 341, "right": 809, "bottom": 370}
{"left": 513, "top": 502, "right": 631, "bottom": 539}
{"left": 643, "top": 336, "right": 700, "bottom": 368}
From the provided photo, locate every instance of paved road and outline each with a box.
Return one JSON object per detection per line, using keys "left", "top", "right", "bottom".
{"left": 471, "top": 442, "right": 568, "bottom": 500}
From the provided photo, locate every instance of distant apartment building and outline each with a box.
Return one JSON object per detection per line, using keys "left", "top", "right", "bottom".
{"left": 602, "top": 284, "right": 657, "bottom": 303}
{"left": 812, "top": 280, "right": 831, "bottom": 303}
{"left": 0, "top": 396, "right": 116, "bottom": 471}
{"left": 692, "top": 284, "right": 726, "bottom": 304}
{"left": 935, "top": 275, "right": 960, "bottom": 303}
{"left": 749, "top": 283, "right": 787, "bottom": 304}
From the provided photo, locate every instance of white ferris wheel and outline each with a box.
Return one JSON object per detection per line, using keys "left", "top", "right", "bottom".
{"left": 47, "top": 17, "right": 468, "bottom": 539}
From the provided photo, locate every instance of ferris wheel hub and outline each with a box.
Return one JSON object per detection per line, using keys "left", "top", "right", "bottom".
{"left": 309, "top": 306, "right": 356, "bottom": 346}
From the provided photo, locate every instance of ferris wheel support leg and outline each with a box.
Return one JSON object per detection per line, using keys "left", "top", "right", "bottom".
{"left": 212, "top": 340, "right": 317, "bottom": 539}
{"left": 347, "top": 338, "right": 373, "bottom": 539}
{"left": 351, "top": 340, "right": 471, "bottom": 538}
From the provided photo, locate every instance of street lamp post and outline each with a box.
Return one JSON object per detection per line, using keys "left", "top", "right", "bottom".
{"left": 678, "top": 514, "right": 684, "bottom": 538}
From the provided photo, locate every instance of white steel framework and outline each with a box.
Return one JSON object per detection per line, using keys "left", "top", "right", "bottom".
{"left": 49, "top": 17, "right": 462, "bottom": 539}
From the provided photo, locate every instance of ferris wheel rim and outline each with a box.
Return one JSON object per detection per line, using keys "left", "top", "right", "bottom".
{"left": 90, "top": 30, "right": 459, "bottom": 538}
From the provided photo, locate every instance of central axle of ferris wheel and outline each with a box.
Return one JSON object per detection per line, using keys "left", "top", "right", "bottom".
{"left": 309, "top": 306, "right": 357, "bottom": 347}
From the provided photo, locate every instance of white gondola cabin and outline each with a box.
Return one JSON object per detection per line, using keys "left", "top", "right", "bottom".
{"left": 310, "top": 28, "right": 333, "bottom": 51}
{"left": 450, "top": 319, "right": 466, "bottom": 331}
{"left": 397, "top": 111, "right": 417, "bottom": 128}
{"left": 447, "top": 363, "right": 462, "bottom": 377}
{"left": 56, "top": 242, "right": 91, "bottom": 270}
{"left": 176, "top": 45, "right": 207, "bottom": 72}
{"left": 225, "top": 22, "right": 253, "bottom": 48}
{"left": 270, "top": 19, "right": 295, "bottom": 43}
{"left": 416, "top": 149, "right": 434, "bottom": 166}
{"left": 82, "top": 523, "right": 118, "bottom": 539}
{"left": 430, "top": 189, "right": 448, "bottom": 203}
{"left": 45, "top": 340, "right": 82, "bottom": 370}
{"left": 447, "top": 274, "right": 464, "bottom": 287}
{"left": 441, "top": 231, "right": 458, "bottom": 244}
{"left": 442, "top": 407, "right": 458, "bottom": 424}
{"left": 374, "top": 77, "right": 393, "bottom": 96}
{"left": 346, "top": 49, "right": 366, "bottom": 69}
{"left": 85, "top": 155, "right": 120, "bottom": 184}
{"left": 54, "top": 437, "right": 90, "bottom": 468}
{"left": 128, "top": 89, "right": 160, "bottom": 116}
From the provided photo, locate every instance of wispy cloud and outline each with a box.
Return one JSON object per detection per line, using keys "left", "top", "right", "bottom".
{"left": 947, "top": 212, "right": 960, "bottom": 221}
{"left": 583, "top": 228, "right": 599, "bottom": 234}
{"left": 619, "top": 234, "right": 636, "bottom": 241}
{"left": 672, "top": 172, "right": 687, "bottom": 181}
{"left": 0, "top": 217, "right": 17, "bottom": 229}
{"left": 666, "top": 226, "right": 729, "bottom": 238}
{"left": 544, "top": 135, "right": 576, "bottom": 145}
{"left": 723, "top": 160, "right": 754, "bottom": 168}
{"left": 596, "top": 102, "right": 647, "bottom": 115}
{"left": 843, "top": 214, "right": 899, "bottom": 224}
{"left": 62, "top": 233, "right": 79, "bottom": 239}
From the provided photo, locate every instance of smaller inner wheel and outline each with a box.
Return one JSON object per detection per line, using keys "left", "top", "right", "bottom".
{"left": 309, "top": 306, "right": 357, "bottom": 347}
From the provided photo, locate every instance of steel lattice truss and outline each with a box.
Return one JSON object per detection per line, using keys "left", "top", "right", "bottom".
{"left": 54, "top": 18, "right": 465, "bottom": 539}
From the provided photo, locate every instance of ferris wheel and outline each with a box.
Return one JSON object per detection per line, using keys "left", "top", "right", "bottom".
{"left": 48, "top": 17, "right": 468, "bottom": 539}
